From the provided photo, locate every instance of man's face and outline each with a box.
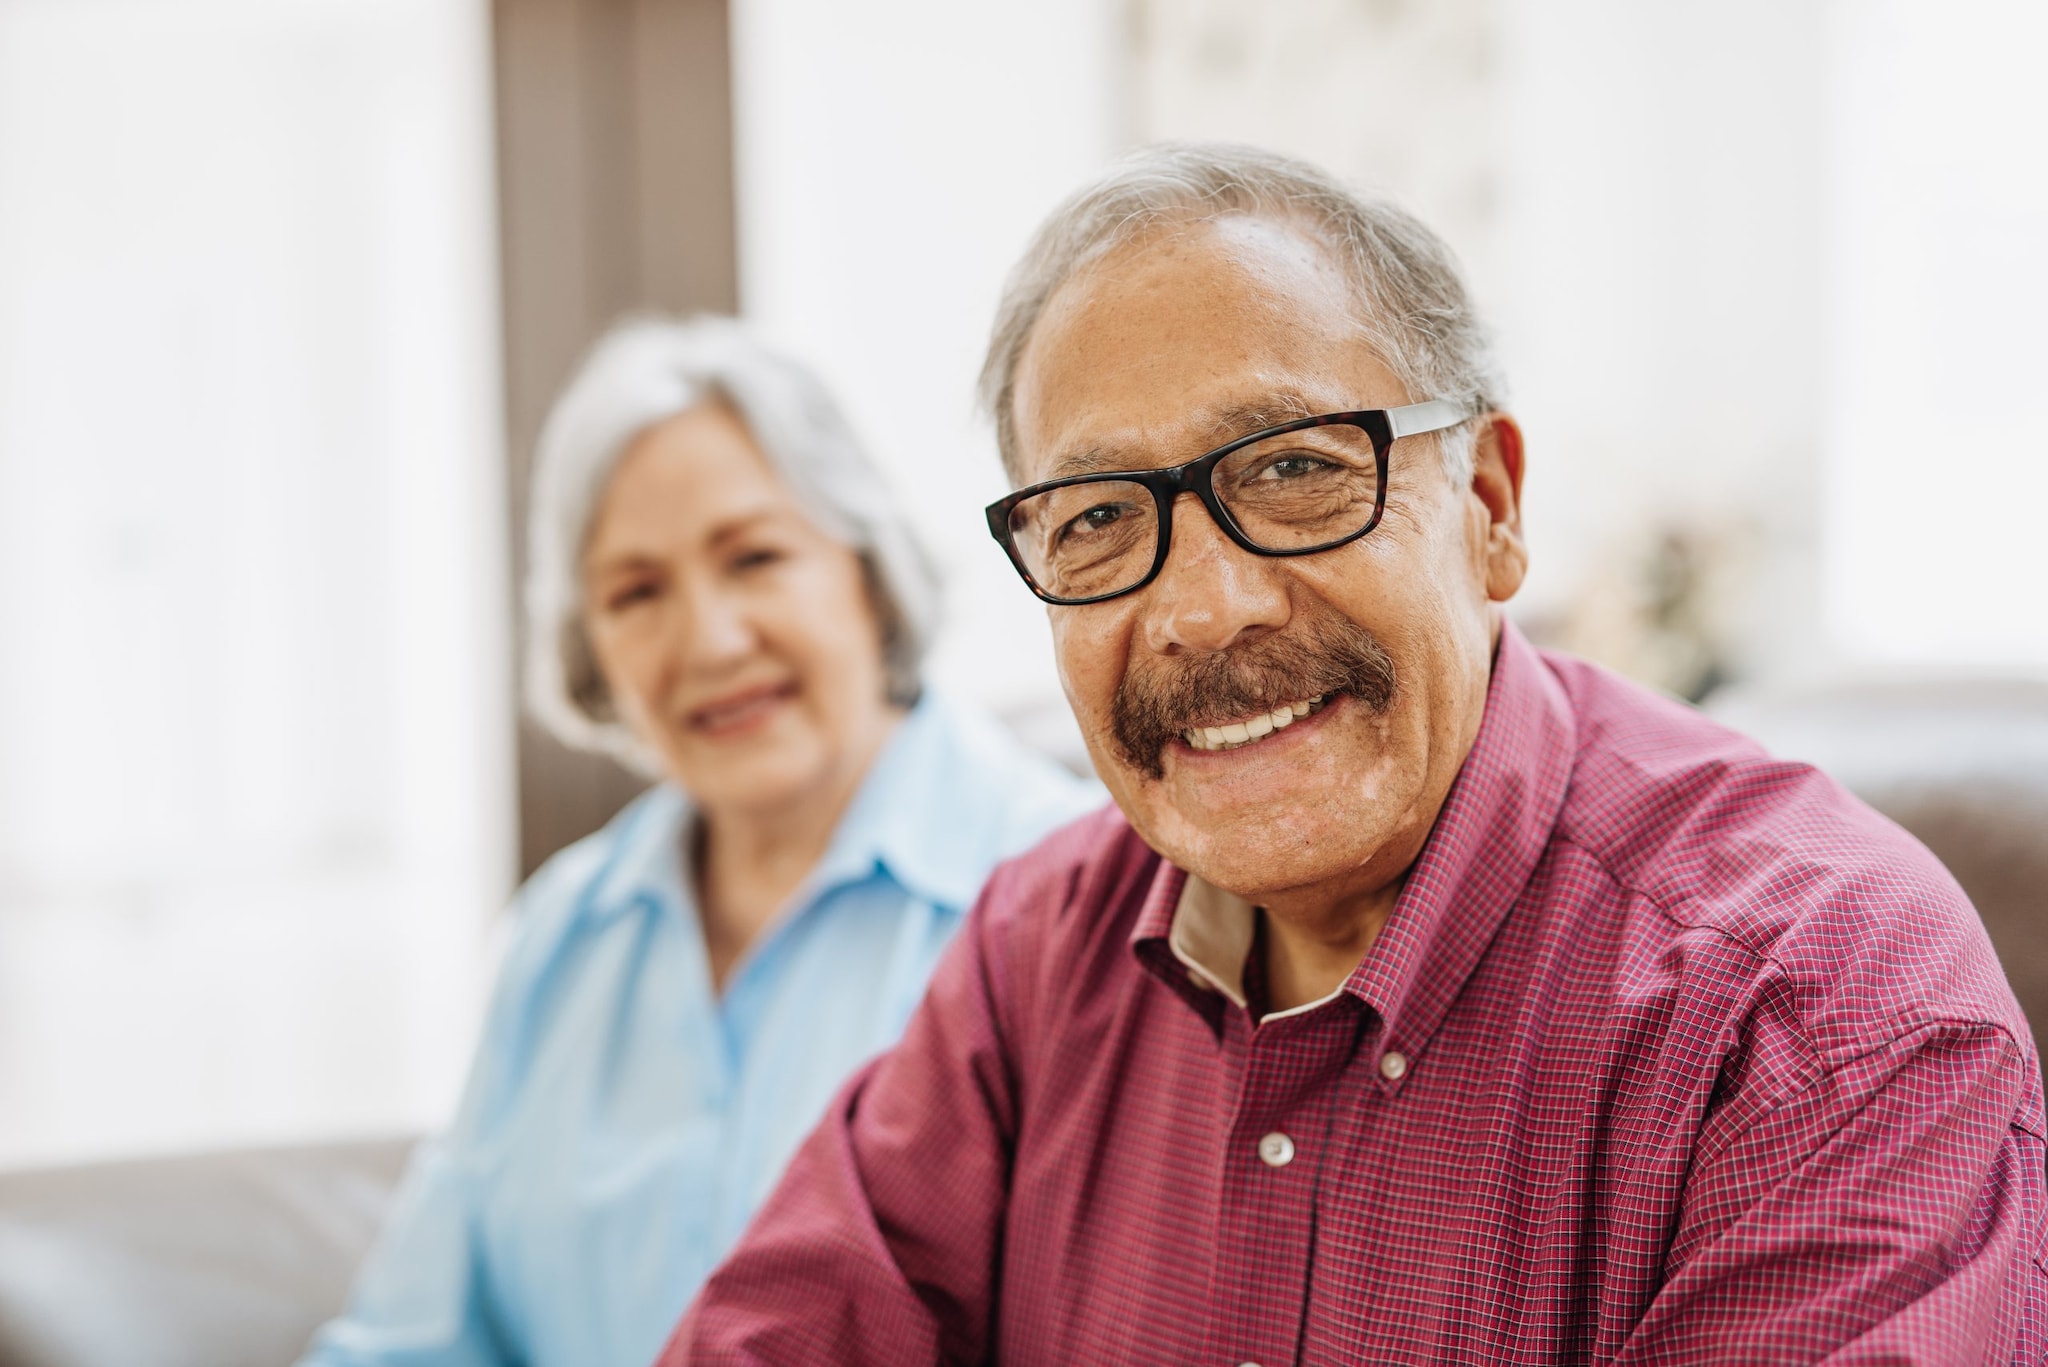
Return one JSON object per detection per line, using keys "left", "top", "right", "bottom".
{"left": 1009, "top": 215, "right": 1527, "bottom": 907}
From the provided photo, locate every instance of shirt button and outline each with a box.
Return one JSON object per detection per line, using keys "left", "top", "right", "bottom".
{"left": 1256, "top": 1131, "right": 1295, "bottom": 1167}
{"left": 1380, "top": 1050, "right": 1409, "bottom": 1081}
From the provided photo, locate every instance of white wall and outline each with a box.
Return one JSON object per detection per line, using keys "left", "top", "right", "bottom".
{"left": 1497, "top": 0, "right": 1831, "bottom": 641}
{"left": 1822, "top": 0, "right": 2048, "bottom": 669}
{"left": 1133, "top": 0, "right": 2047, "bottom": 685}
{"left": 0, "top": 0, "right": 513, "bottom": 1166}
{"left": 1135, "top": 0, "right": 1836, "bottom": 684}
{"left": 729, "top": 0, "right": 1125, "bottom": 747}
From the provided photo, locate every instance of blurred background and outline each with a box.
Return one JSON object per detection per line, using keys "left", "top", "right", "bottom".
{"left": 1, "top": 0, "right": 2043, "bottom": 1170}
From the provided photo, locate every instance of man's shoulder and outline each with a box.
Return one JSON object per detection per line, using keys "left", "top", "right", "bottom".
{"left": 980, "top": 802, "right": 1154, "bottom": 922}
{"left": 969, "top": 803, "right": 1163, "bottom": 985}
{"left": 1540, "top": 652, "right": 2024, "bottom": 1057}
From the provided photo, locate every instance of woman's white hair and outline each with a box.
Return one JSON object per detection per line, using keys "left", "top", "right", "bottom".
{"left": 525, "top": 315, "right": 938, "bottom": 769}
{"left": 980, "top": 142, "right": 1506, "bottom": 484}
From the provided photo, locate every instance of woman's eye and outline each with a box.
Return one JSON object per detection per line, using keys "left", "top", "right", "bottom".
{"left": 731, "top": 547, "right": 785, "bottom": 573}
{"left": 606, "top": 582, "right": 659, "bottom": 611}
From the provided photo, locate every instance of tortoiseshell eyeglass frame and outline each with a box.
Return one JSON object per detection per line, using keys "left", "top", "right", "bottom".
{"left": 984, "top": 399, "right": 1473, "bottom": 606}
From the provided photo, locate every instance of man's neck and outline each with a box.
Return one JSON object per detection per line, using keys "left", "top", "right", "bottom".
{"left": 1257, "top": 880, "right": 1403, "bottom": 1013}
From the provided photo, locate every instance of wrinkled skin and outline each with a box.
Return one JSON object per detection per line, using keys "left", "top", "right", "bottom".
{"left": 1009, "top": 214, "right": 1528, "bottom": 1005}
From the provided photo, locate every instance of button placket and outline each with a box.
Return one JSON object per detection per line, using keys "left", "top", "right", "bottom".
{"left": 1211, "top": 1010, "right": 1354, "bottom": 1367}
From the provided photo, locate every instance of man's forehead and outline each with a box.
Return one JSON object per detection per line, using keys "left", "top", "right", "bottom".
{"left": 1007, "top": 218, "right": 1396, "bottom": 484}
{"left": 1037, "top": 387, "right": 1343, "bottom": 479}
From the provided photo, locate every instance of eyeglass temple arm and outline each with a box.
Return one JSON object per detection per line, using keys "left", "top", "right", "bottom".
{"left": 1386, "top": 399, "right": 1475, "bottom": 440}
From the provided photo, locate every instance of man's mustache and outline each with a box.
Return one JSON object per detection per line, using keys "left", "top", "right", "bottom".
{"left": 1109, "top": 613, "right": 1398, "bottom": 779}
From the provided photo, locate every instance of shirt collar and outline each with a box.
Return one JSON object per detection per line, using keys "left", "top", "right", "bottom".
{"left": 582, "top": 783, "right": 693, "bottom": 923}
{"left": 801, "top": 692, "right": 998, "bottom": 911}
{"left": 1131, "top": 621, "right": 1578, "bottom": 1067}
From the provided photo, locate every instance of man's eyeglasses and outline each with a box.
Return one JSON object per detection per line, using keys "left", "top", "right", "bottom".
{"left": 985, "top": 400, "right": 1472, "bottom": 605}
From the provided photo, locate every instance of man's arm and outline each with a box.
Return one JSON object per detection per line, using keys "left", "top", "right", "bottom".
{"left": 1623, "top": 1022, "right": 2048, "bottom": 1364}
{"left": 662, "top": 864, "right": 1032, "bottom": 1366}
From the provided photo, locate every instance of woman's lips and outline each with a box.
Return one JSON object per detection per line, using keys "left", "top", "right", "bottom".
{"left": 684, "top": 682, "right": 797, "bottom": 738}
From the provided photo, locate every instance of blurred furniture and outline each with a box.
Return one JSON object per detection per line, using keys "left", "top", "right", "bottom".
{"left": 1710, "top": 678, "right": 2048, "bottom": 1071}
{"left": 0, "top": 1138, "right": 412, "bottom": 1367}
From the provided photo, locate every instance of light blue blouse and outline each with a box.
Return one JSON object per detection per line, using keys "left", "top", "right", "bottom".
{"left": 302, "top": 695, "right": 1099, "bottom": 1367}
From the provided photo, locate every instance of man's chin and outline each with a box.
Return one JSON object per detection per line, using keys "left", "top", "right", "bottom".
{"left": 1118, "top": 786, "right": 1391, "bottom": 902}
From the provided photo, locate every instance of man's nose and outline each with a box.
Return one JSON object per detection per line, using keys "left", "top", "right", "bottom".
{"left": 1139, "top": 493, "right": 1291, "bottom": 656}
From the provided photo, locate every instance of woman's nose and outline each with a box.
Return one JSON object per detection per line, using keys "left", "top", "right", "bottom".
{"left": 672, "top": 583, "right": 755, "bottom": 668}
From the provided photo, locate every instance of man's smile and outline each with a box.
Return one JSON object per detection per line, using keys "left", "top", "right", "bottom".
{"left": 1178, "top": 691, "right": 1332, "bottom": 752}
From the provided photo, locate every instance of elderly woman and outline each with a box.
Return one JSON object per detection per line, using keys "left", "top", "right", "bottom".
{"left": 302, "top": 318, "right": 1097, "bottom": 1367}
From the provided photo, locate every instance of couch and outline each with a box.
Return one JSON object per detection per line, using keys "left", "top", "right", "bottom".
{"left": 0, "top": 1139, "right": 411, "bottom": 1367}
{"left": 1, "top": 681, "right": 2042, "bottom": 1367}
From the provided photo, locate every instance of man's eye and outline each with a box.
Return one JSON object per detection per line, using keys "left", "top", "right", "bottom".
{"left": 1056, "top": 502, "right": 1130, "bottom": 545}
{"left": 1257, "top": 454, "right": 1330, "bottom": 481}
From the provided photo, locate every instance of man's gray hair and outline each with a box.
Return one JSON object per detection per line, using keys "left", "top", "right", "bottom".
{"left": 525, "top": 315, "right": 938, "bottom": 770}
{"left": 979, "top": 142, "right": 1505, "bottom": 484}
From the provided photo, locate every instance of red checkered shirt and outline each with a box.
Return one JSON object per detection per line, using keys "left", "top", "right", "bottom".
{"left": 666, "top": 626, "right": 2048, "bottom": 1365}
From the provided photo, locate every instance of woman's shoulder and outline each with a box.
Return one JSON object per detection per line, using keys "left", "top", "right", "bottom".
{"left": 518, "top": 784, "right": 681, "bottom": 910}
{"left": 496, "top": 786, "right": 686, "bottom": 987}
{"left": 454, "top": 784, "right": 687, "bottom": 1122}
{"left": 879, "top": 692, "right": 1106, "bottom": 888}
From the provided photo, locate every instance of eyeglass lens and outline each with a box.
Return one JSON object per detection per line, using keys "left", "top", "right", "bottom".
{"left": 1005, "top": 421, "right": 1381, "bottom": 600}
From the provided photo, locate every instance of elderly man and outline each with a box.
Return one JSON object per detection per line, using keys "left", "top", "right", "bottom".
{"left": 664, "top": 146, "right": 2048, "bottom": 1364}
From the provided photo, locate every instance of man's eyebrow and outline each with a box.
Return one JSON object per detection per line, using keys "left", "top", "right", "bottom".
{"left": 1202, "top": 390, "right": 1322, "bottom": 442}
{"left": 1047, "top": 445, "right": 1145, "bottom": 478}
{"left": 1043, "top": 391, "right": 1332, "bottom": 479}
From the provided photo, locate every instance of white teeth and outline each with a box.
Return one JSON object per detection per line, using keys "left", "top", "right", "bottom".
{"left": 1181, "top": 693, "right": 1329, "bottom": 752}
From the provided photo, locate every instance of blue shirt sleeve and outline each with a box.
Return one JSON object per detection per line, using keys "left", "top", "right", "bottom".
{"left": 297, "top": 698, "right": 1098, "bottom": 1367}
{"left": 297, "top": 841, "right": 605, "bottom": 1367}
{"left": 297, "top": 1138, "right": 508, "bottom": 1367}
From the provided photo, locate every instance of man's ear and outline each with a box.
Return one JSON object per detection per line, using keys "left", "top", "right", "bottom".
{"left": 1468, "top": 413, "right": 1528, "bottom": 603}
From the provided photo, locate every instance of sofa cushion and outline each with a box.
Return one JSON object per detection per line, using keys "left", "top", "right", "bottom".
{"left": 0, "top": 1137, "right": 412, "bottom": 1367}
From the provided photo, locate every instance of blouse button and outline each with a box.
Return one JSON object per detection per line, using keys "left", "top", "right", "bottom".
{"left": 1256, "top": 1131, "right": 1295, "bottom": 1168}
{"left": 1380, "top": 1050, "right": 1409, "bottom": 1081}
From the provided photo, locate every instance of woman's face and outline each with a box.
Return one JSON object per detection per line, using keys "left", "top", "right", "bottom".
{"left": 580, "top": 404, "right": 899, "bottom": 820}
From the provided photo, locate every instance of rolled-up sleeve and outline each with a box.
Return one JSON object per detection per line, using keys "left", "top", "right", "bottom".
{"left": 663, "top": 865, "right": 1029, "bottom": 1366}
{"left": 1624, "top": 1023, "right": 2048, "bottom": 1365}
